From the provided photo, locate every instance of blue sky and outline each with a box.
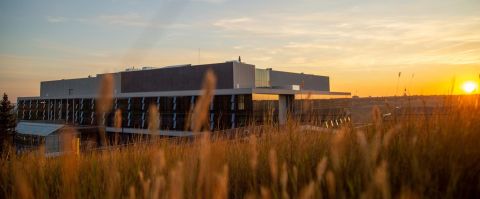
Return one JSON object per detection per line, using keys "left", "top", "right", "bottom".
{"left": 1, "top": 0, "right": 479, "bottom": 100}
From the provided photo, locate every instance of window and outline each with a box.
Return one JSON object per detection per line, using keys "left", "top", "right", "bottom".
{"left": 238, "top": 95, "right": 245, "bottom": 110}
{"left": 255, "top": 68, "right": 271, "bottom": 88}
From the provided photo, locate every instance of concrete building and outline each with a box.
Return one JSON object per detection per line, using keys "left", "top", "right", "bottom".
{"left": 16, "top": 61, "right": 350, "bottom": 137}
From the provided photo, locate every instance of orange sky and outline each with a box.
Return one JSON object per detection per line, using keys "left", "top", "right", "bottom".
{"left": 1, "top": 0, "right": 479, "bottom": 101}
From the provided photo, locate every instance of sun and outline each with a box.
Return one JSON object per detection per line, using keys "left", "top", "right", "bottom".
{"left": 462, "top": 81, "right": 478, "bottom": 94}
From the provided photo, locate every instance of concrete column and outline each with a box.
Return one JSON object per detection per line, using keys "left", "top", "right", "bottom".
{"left": 80, "top": 99, "right": 84, "bottom": 124}
{"left": 28, "top": 100, "right": 32, "bottom": 120}
{"left": 58, "top": 99, "right": 62, "bottom": 120}
{"left": 35, "top": 100, "right": 39, "bottom": 119}
{"left": 53, "top": 99, "right": 56, "bottom": 120}
{"left": 127, "top": 97, "right": 131, "bottom": 127}
{"left": 90, "top": 98, "right": 95, "bottom": 125}
{"left": 141, "top": 97, "right": 145, "bottom": 128}
{"left": 42, "top": 101, "right": 46, "bottom": 120}
{"left": 231, "top": 95, "right": 235, "bottom": 129}
{"left": 209, "top": 96, "right": 214, "bottom": 131}
{"left": 278, "top": 94, "right": 294, "bottom": 125}
{"left": 48, "top": 100, "right": 51, "bottom": 120}
{"left": 66, "top": 99, "right": 69, "bottom": 123}
{"left": 72, "top": 99, "right": 75, "bottom": 124}
{"left": 173, "top": 97, "right": 177, "bottom": 129}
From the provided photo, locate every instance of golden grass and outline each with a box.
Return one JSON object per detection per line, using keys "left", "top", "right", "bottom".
{"left": 96, "top": 73, "right": 114, "bottom": 146}
{"left": 1, "top": 94, "right": 479, "bottom": 199}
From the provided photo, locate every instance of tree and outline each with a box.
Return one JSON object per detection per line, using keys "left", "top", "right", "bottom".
{"left": 0, "top": 93, "right": 16, "bottom": 152}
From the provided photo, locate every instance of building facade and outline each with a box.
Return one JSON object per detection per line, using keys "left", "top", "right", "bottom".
{"left": 17, "top": 61, "right": 350, "bottom": 136}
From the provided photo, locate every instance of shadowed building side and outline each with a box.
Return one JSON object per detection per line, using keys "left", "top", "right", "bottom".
{"left": 269, "top": 70, "right": 330, "bottom": 91}
{"left": 121, "top": 62, "right": 256, "bottom": 93}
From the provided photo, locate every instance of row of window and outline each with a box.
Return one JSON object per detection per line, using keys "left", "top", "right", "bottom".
{"left": 17, "top": 95, "right": 253, "bottom": 131}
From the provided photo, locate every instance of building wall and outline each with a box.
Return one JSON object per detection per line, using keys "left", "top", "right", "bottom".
{"left": 121, "top": 63, "right": 236, "bottom": 93}
{"left": 41, "top": 77, "right": 100, "bottom": 98}
{"left": 233, "top": 62, "right": 255, "bottom": 89}
{"left": 40, "top": 73, "right": 121, "bottom": 98}
{"left": 269, "top": 70, "right": 330, "bottom": 91}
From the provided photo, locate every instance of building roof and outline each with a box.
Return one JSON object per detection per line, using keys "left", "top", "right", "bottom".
{"left": 18, "top": 88, "right": 350, "bottom": 101}
{"left": 106, "top": 127, "right": 197, "bottom": 137}
{"left": 16, "top": 122, "right": 65, "bottom": 136}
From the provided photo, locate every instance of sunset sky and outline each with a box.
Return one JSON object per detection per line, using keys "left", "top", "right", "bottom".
{"left": 1, "top": 0, "right": 479, "bottom": 101}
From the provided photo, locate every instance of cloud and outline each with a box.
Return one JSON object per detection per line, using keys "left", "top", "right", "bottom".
{"left": 210, "top": 13, "right": 480, "bottom": 70}
{"left": 46, "top": 14, "right": 150, "bottom": 27}
{"left": 192, "top": 0, "right": 228, "bottom": 3}
{"left": 97, "top": 13, "right": 149, "bottom": 27}
{"left": 46, "top": 16, "right": 69, "bottom": 23}
{"left": 52, "top": 12, "right": 194, "bottom": 30}
{"left": 284, "top": 42, "right": 345, "bottom": 51}
{"left": 213, "top": 17, "right": 253, "bottom": 29}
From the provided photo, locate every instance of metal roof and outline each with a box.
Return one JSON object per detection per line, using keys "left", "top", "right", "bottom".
{"left": 18, "top": 88, "right": 350, "bottom": 100}
{"left": 106, "top": 127, "right": 197, "bottom": 137}
{"left": 16, "top": 122, "right": 65, "bottom": 136}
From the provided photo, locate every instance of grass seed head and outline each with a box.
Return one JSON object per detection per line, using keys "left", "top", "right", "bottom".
{"left": 191, "top": 69, "right": 216, "bottom": 132}
{"left": 148, "top": 104, "right": 160, "bottom": 134}
{"left": 269, "top": 148, "right": 278, "bottom": 183}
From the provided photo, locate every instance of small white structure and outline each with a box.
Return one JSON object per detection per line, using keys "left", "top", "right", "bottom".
{"left": 16, "top": 122, "right": 66, "bottom": 153}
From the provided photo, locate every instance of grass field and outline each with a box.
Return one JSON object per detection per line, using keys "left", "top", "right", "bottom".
{"left": 1, "top": 94, "right": 479, "bottom": 199}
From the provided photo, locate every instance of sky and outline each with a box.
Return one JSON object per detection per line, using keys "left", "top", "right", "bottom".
{"left": 1, "top": 0, "right": 479, "bottom": 101}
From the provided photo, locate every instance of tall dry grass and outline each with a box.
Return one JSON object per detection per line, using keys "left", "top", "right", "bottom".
{"left": 96, "top": 73, "right": 114, "bottom": 146}
{"left": 1, "top": 73, "right": 479, "bottom": 199}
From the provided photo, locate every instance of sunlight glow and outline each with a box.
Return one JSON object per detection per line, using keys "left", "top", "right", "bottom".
{"left": 462, "top": 81, "right": 478, "bottom": 94}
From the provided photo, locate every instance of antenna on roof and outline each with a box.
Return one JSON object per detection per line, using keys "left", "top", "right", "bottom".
{"left": 238, "top": 56, "right": 242, "bottom": 63}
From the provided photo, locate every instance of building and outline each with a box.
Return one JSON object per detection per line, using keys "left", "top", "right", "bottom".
{"left": 15, "top": 122, "right": 96, "bottom": 154}
{"left": 16, "top": 61, "right": 350, "bottom": 137}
